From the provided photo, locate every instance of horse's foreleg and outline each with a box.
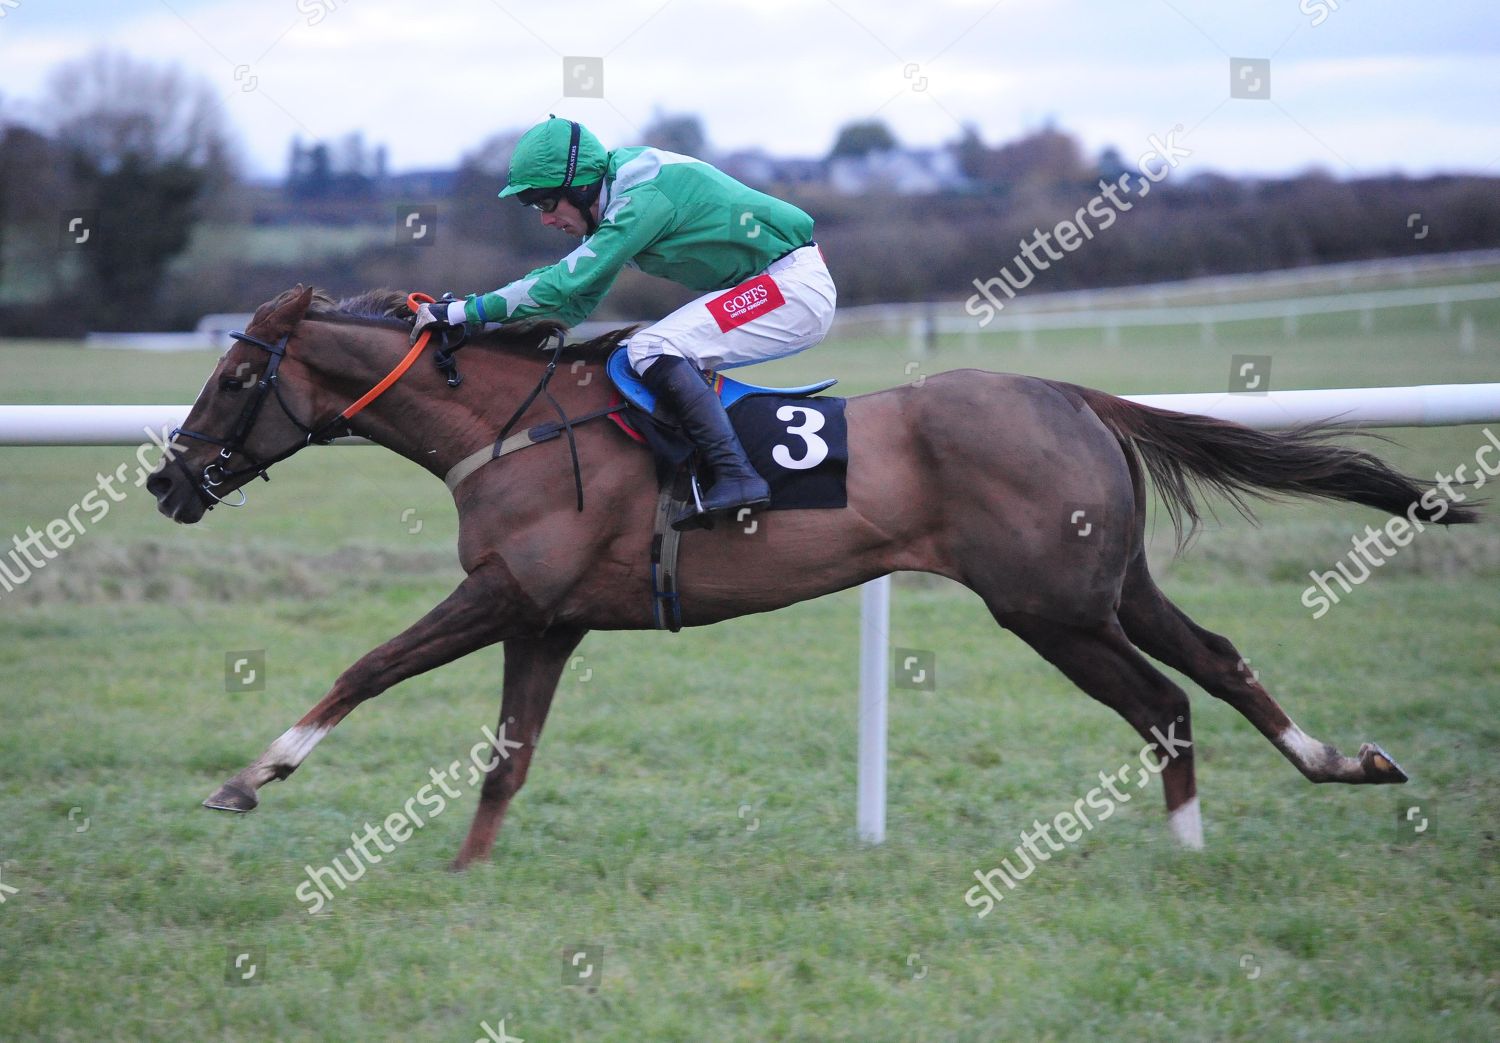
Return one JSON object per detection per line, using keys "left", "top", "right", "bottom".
{"left": 203, "top": 565, "right": 524, "bottom": 813}
{"left": 1116, "top": 560, "right": 1408, "bottom": 785}
{"left": 451, "top": 626, "right": 586, "bottom": 871}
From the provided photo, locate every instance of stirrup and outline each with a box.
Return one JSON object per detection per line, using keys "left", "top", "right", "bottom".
{"left": 670, "top": 481, "right": 771, "bottom": 531}
{"left": 672, "top": 472, "right": 716, "bottom": 531}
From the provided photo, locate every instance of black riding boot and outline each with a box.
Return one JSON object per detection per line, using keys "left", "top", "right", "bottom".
{"left": 640, "top": 355, "right": 771, "bottom": 529}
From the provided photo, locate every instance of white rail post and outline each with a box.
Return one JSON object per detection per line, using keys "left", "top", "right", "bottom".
{"left": 857, "top": 575, "right": 890, "bottom": 844}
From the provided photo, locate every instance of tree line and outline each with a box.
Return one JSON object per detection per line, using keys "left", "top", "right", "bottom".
{"left": 1, "top": 54, "right": 1497, "bottom": 336}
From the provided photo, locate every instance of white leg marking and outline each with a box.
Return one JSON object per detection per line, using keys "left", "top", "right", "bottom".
{"left": 1168, "top": 797, "right": 1204, "bottom": 849}
{"left": 1279, "top": 724, "right": 1325, "bottom": 769}
{"left": 262, "top": 724, "right": 330, "bottom": 770}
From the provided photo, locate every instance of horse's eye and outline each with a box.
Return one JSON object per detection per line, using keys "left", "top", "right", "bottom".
{"left": 218, "top": 375, "right": 244, "bottom": 392}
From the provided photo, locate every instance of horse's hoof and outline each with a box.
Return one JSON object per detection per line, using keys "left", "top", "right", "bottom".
{"left": 203, "top": 779, "right": 259, "bottom": 812}
{"left": 1358, "top": 742, "right": 1408, "bottom": 784}
{"left": 448, "top": 852, "right": 489, "bottom": 873}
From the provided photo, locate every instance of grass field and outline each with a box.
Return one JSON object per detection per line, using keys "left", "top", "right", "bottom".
{"left": 0, "top": 276, "right": 1497, "bottom": 1040}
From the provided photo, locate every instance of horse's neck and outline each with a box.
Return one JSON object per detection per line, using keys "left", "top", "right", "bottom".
{"left": 332, "top": 333, "right": 588, "bottom": 481}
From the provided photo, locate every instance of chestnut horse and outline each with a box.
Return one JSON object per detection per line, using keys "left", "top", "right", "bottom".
{"left": 146, "top": 286, "right": 1476, "bottom": 869}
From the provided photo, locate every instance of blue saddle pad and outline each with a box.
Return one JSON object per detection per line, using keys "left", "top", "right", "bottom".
{"left": 606, "top": 348, "right": 837, "bottom": 416}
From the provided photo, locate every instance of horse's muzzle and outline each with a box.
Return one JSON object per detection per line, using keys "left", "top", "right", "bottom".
{"left": 146, "top": 466, "right": 209, "bottom": 524}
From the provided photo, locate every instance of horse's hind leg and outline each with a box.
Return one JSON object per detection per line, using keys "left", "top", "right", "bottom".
{"left": 993, "top": 612, "right": 1204, "bottom": 848}
{"left": 452, "top": 626, "right": 586, "bottom": 871}
{"left": 1115, "top": 553, "right": 1407, "bottom": 785}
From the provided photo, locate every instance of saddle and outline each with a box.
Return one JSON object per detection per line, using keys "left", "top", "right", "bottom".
{"left": 606, "top": 348, "right": 836, "bottom": 421}
{"left": 605, "top": 346, "right": 837, "bottom": 488}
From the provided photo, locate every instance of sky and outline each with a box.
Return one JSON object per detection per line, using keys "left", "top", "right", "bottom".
{"left": 1, "top": 0, "right": 1497, "bottom": 181}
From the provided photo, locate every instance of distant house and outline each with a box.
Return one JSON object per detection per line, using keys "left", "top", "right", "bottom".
{"left": 718, "top": 150, "right": 828, "bottom": 190}
{"left": 286, "top": 134, "right": 457, "bottom": 201}
{"left": 827, "top": 147, "right": 968, "bottom": 195}
{"left": 380, "top": 169, "right": 459, "bottom": 198}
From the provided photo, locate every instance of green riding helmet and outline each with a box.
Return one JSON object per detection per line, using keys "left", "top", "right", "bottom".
{"left": 498, "top": 116, "right": 608, "bottom": 199}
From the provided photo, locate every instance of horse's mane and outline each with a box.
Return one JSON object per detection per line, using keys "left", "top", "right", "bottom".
{"left": 290, "top": 286, "right": 634, "bottom": 365}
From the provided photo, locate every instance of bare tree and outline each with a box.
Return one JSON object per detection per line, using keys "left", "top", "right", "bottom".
{"left": 47, "top": 50, "right": 232, "bottom": 171}
{"left": 42, "top": 52, "right": 238, "bottom": 329}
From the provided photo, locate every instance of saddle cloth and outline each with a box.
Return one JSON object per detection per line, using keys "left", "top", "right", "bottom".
{"left": 605, "top": 348, "right": 848, "bottom": 511}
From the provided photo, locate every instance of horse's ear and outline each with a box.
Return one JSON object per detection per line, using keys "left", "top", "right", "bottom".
{"left": 250, "top": 284, "right": 315, "bottom": 336}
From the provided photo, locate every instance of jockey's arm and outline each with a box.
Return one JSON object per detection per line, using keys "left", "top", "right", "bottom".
{"left": 457, "top": 183, "right": 675, "bottom": 329}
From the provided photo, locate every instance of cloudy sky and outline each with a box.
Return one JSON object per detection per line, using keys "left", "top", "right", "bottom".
{"left": 1, "top": 0, "right": 1497, "bottom": 180}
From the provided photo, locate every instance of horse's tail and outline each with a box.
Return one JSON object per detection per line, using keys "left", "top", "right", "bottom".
{"left": 1068, "top": 383, "right": 1482, "bottom": 545}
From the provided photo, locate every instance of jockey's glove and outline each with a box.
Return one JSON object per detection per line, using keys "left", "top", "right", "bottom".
{"left": 410, "top": 299, "right": 470, "bottom": 345}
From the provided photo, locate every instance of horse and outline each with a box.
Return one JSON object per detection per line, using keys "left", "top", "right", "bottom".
{"left": 145, "top": 284, "right": 1478, "bottom": 869}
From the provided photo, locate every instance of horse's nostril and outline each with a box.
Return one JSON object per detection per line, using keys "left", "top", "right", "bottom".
{"left": 145, "top": 472, "right": 171, "bottom": 497}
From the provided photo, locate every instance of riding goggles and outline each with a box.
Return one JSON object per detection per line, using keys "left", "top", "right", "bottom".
{"left": 517, "top": 187, "right": 563, "bottom": 213}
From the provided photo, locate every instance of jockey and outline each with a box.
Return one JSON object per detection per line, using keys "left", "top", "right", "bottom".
{"left": 412, "top": 115, "right": 837, "bottom": 529}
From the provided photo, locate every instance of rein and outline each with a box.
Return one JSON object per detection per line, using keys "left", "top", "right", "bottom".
{"left": 490, "top": 329, "right": 590, "bottom": 511}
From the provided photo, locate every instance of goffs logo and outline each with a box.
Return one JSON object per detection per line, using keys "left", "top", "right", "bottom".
{"left": 721, "top": 283, "right": 769, "bottom": 318}
{"left": 708, "top": 274, "right": 786, "bottom": 332}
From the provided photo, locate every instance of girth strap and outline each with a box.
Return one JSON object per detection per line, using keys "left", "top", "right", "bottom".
{"left": 443, "top": 402, "right": 624, "bottom": 494}
{"left": 650, "top": 487, "right": 689, "bottom": 632}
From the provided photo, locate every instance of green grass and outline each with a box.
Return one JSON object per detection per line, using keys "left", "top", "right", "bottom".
{"left": 0, "top": 583, "right": 1495, "bottom": 1041}
{"left": 177, "top": 222, "right": 395, "bottom": 270}
{"left": 0, "top": 277, "right": 1497, "bottom": 1040}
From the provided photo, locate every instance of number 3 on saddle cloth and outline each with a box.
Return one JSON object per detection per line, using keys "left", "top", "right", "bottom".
{"left": 604, "top": 347, "right": 849, "bottom": 513}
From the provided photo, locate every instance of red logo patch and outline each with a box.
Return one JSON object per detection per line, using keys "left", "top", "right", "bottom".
{"left": 707, "top": 274, "right": 786, "bottom": 333}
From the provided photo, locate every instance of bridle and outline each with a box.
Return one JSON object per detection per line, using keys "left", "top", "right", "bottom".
{"left": 170, "top": 293, "right": 440, "bottom": 510}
